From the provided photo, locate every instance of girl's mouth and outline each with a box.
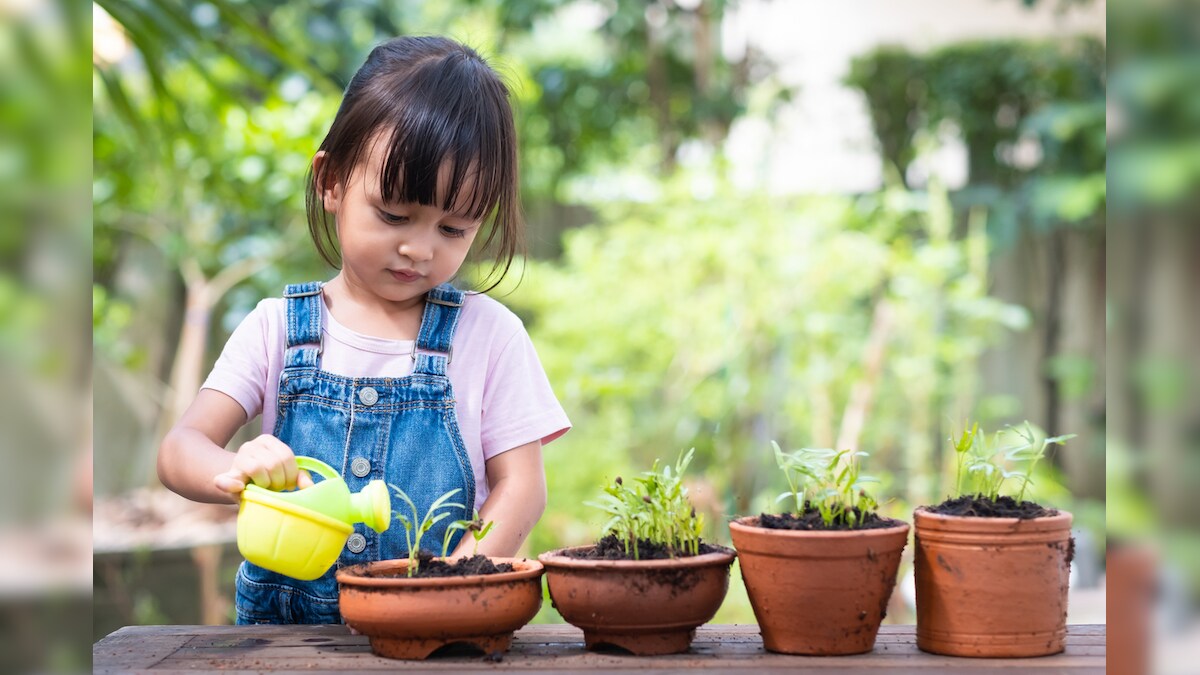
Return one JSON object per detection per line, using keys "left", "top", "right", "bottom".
{"left": 389, "top": 269, "right": 422, "bottom": 283}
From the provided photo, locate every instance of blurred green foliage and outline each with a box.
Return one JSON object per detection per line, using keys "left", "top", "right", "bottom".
{"left": 1109, "top": 0, "right": 1200, "bottom": 210}
{"left": 0, "top": 0, "right": 90, "bottom": 384}
{"left": 846, "top": 37, "right": 1105, "bottom": 243}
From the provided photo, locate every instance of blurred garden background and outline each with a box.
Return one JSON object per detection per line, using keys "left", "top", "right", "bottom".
{"left": 88, "top": 0, "right": 1121, "bottom": 642}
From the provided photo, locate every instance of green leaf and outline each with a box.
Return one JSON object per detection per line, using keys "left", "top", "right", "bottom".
{"left": 427, "top": 489, "right": 464, "bottom": 515}
{"left": 426, "top": 512, "right": 453, "bottom": 529}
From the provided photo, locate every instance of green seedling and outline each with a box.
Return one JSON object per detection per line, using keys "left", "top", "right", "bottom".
{"left": 950, "top": 421, "right": 1075, "bottom": 502}
{"left": 389, "top": 485, "right": 465, "bottom": 577}
{"left": 773, "top": 442, "right": 880, "bottom": 528}
{"left": 586, "top": 448, "right": 705, "bottom": 560}
{"left": 442, "top": 510, "right": 495, "bottom": 557}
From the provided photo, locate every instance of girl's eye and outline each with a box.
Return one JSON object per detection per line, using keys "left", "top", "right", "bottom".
{"left": 378, "top": 210, "right": 408, "bottom": 225}
{"left": 440, "top": 225, "right": 467, "bottom": 239}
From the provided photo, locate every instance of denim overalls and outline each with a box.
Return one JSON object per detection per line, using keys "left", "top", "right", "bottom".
{"left": 234, "top": 281, "right": 475, "bottom": 624}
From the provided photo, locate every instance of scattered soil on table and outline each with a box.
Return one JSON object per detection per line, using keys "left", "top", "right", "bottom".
{"left": 928, "top": 495, "right": 1057, "bottom": 519}
{"left": 363, "top": 551, "right": 514, "bottom": 578}
{"left": 563, "top": 533, "right": 723, "bottom": 560}
{"left": 757, "top": 508, "right": 899, "bottom": 531}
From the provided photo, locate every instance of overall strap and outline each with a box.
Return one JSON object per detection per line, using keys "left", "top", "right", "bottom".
{"left": 412, "top": 283, "right": 465, "bottom": 376}
{"left": 283, "top": 282, "right": 324, "bottom": 370}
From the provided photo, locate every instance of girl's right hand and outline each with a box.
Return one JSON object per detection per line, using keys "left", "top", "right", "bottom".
{"left": 213, "top": 434, "right": 314, "bottom": 495}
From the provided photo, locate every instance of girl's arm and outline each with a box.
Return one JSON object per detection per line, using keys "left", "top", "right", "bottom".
{"left": 158, "top": 389, "right": 309, "bottom": 504}
{"left": 453, "top": 440, "right": 546, "bottom": 558}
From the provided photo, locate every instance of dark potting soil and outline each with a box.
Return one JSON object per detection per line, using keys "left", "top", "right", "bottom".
{"left": 364, "top": 550, "right": 514, "bottom": 578}
{"left": 928, "top": 494, "right": 1057, "bottom": 519}
{"left": 412, "top": 551, "right": 514, "bottom": 577}
{"left": 757, "top": 508, "right": 900, "bottom": 531}
{"left": 563, "top": 533, "right": 724, "bottom": 560}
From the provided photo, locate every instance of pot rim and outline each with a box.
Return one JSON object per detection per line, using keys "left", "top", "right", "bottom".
{"left": 729, "top": 515, "right": 910, "bottom": 538}
{"left": 336, "top": 556, "right": 543, "bottom": 588}
{"left": 913, "top": 506, "right": 1073, "bottom": 530}
{"left": 538, "top": 544, "right": 736, "bottom": 570}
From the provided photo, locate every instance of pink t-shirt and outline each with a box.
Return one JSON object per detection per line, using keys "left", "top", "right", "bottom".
{"left": 201, "top": 290, "right": 570, "bottom": 510}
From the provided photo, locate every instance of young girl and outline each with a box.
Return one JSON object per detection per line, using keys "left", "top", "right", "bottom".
{"left": 157, "top": 36, "right": 570, "bottom": 625}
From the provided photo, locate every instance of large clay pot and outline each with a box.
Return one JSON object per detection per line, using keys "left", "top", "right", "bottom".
{"left": 913, "top": 507, "right": 1073, "bottom": 657}
{"left": 538, "top": 545, "right": 736, "bottom": 655}
{"left": 729, "top": 516, "right": 909, "bottom": 655}
{"left": 337, "top": 558, "right": 543, "bottom": 660}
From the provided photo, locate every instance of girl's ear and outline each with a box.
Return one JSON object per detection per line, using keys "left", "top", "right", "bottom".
{"left": 312, "top": 151, "right": 342, "bottom": 212}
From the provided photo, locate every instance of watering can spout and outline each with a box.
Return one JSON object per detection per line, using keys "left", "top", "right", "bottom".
{"left": 352, "top": 480, "right": 391, "bottom": 533}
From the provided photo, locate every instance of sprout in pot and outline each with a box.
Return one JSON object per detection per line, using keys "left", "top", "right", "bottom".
{"left": 445, "top": 509, "right": 496, "bottom": 556}
{"left": 369, "top": 486, "right": 512, "bottom": 578}
{"left": 914, "top": 421, "right": 1077, "bottom": 658}
{"left": 760, "top": 442, "right": 899, "bottom": 530}
{"left": 933, "top": 422, "right": 1076, "bottom": 518}
{"left": 729, "top": 442, "right": 909, "bottom": 655}
{"left": 572, "top": 448, "right": 715, "bottom": 559}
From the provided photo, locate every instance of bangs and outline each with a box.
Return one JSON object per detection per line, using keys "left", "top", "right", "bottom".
{"left": 373, "top": 54, "right": 512, "bottom": 221}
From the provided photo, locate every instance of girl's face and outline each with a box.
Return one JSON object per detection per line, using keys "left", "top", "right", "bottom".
{"left": 317, "top": 139, "right": 484, "bottom": 308}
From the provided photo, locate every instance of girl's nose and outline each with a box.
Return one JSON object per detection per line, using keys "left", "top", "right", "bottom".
{"left": 398, "top": 235, "right": 433, "bottom": 263}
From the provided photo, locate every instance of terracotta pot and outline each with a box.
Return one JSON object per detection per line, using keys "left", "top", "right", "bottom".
{"left": 913, "top": 507, "right": 1073, "bottom": 657}
{"left": 538, "top": 545, "right": 736, "bottom": 655}
{"left": 728, "top": 516, "right": 909, "bottom": 655}
{"left": 336, "top": 557, "right": 543, "bottom": 660}
{"left": 1106, "top": 544, "right": 1156, "bottom": 675}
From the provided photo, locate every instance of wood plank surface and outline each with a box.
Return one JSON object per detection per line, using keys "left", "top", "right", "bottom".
{"left": 94, "top": 624, "right": 1106, "bottom": 674}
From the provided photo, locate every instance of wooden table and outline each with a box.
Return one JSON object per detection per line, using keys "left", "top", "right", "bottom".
{"left": 94, "top": 624, "right": 1105, "bottom": 674}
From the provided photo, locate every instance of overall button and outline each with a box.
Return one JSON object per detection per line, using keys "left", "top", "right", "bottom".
{"left": 358, "top": 387, "right": 378, "bottom": 406}
{"left": 346, "top": 533, "right": 367, "bottom": 554}
{"left": 350, "top": 457, "right": 371, "bottom": 477}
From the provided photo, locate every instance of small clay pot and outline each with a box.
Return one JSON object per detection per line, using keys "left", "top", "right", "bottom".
{"left": 336, "top": 557, "right": 543, "bottom": 660}
{"left": 729, "top": 516, "right": 909, "bottom": 655}
{"left": 913, "top": 507, "right": 1073, "bottom": 658}
{"left": 538, "top": 545, "right": 736, "bottom": 655}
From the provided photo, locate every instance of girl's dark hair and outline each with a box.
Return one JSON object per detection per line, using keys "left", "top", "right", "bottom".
{"left": 305, "top": 36, "right": 523, "bottom": 290}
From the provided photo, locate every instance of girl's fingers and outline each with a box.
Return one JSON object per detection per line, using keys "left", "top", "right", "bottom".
{"left": 265, "top": 456, "right": 286, "bottom": 491}
{"left": 231, "top": 436, "right": 307, "bottom": 491}
{"left": 214, "top": 472, "right": 246, "bottom": 494}
{"left": 263, "top": 436, "right": 299, "bottom": 489}
{"left": 279, "top": 450, "right": 299, "bottom": 488}
{"left": 243, "top": 449, "right": 272, "bottom": 489}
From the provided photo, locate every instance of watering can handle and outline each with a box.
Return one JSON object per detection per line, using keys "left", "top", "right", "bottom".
{"left": 294, "top": 456, "right": 340, "bottom": 482}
